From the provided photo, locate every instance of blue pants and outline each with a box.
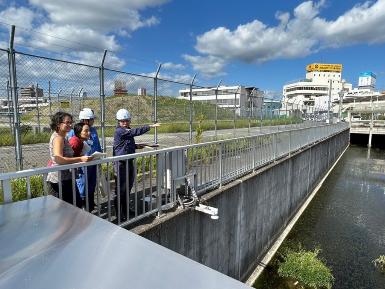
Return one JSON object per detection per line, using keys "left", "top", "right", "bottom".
{"left": 76, "top": 165, "right": 97, "bottom": 211}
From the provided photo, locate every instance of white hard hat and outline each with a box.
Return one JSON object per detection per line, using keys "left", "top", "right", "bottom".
{"left": 79, "top": 108, "right": 95, "bottom": 120}
{"left": 116, "top": 109, "right": 131, "bottom": 121}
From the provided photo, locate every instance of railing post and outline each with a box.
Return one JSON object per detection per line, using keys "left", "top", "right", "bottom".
{"left": 154, "top": 64, "right": 162, "bottom": 144}
{"left": 219, "top": 143, "right": 223, "bottom": 187}
{"left": 9, "top": 25, "right": 22, "bottom": 170}
{"left": 99, "top": 50, "right": 107, "bottom": 153}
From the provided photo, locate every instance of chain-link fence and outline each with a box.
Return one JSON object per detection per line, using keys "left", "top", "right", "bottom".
{"left": 0, "top": 35, "right": 331, "bottom": 173}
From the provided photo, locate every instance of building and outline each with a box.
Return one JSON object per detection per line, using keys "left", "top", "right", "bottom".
{"left": 0, "top": 85, "right": 46, "bottom": 114}
{"left": 358, "top": 71, "right": 376, "bottom": 91}
{"left": 282, "top": 63, "right": 352, "bottom": 113}
{"left": 178, "top": 85, "right": 262, "bottom": 117}
{"left": 113, "top": 80, "right": 128, "bottom": 96}
{"left": 137, "top": 87, "right": 147, "bottom": 96}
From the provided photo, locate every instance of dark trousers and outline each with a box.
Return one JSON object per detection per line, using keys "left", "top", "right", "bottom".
{"left": 114, "top": 160, "right": 135, "bottom": 220}
{"left": 48, "top": 180, "right": 82, "bottom": 208}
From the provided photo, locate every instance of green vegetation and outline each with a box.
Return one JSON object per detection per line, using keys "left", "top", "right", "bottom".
{"left": 373, "top": 255, "right": 385, "bottom": 273}
{"left": 195, "top": 114, "right": 205, "bottom": 144}
{"left": 2, "top": 94, "right": 301, "bottom": 146}
{"left": 0, "top": 175, "right": 45, "bottom": 204}
{"left": 278, "top": 247, "right": 334, "bottom": 289}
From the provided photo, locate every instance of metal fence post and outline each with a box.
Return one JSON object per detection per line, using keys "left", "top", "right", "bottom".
{"left": 327, "top": 80, "right": 332, "bottom": 124}
{"left": 70, "top": 87, "right": 76, "bottom": 116}
{"left": 154, "top": 64, "right": 162, "bottom": 144}
{"left": 48, "top": 80, "right": 52, "bottom": 117}
{"left": 99, "top": 50, "right": 107, "bottom": 153}
{"left": 35, "top": 83, "right": 41, "bottom": 133}
{"left": 234, "top": 86, "right": 239, "bottom": 136}
{"left": 8, "top": 25, "right": 22, "bottom": 170}
{"left": 6, "top": 80, "right": 12, "bottom": 132}
{"left": 260, "top": 95, "right": 264, "bottom": 132}
{"left": 189, "top": 73, "right": 197, "bottom": 144}
{"left": 214, "top": 79, "right": 221, "bottom": 140}
{"left": 219, "top": 143, "right": 223, "bottom": 187}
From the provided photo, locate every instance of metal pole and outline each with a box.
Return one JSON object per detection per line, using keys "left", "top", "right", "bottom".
{"left": 9, "top": 25, "right": 22, "bottom": 170}
{"left": 327, "top": 80, "right": 332, "bottom": 124}
{"left": 188, "top": 73, "right": 196, "bottom": 144}
{"left": 78, "top": 87, "right": 83, "bottom": 109}
{"left": 99, "top": 50, "right": 107, "bottom": 153}
{"left": 234, "top": 86, "right": 239, "bottom": 136}
{"left": 70, "top": 88, "right": 75, "bottom": 115}
{"left": 57, "top": 89, "right": 62, "bottom": 104}
{"left": 48, "top": 80, "right": 52, "bottom": 117}
{"left": 6, "top": 80, "right": 12, "bottom": 131}
{"left": 249, "top": 88, "right": 256, "bottom": 134}
{"left": 214, "top": 79, "right": 221, "bottom": 140}
{"left": 368, "top": 95, "right": 373, "bottom": 148}
{"left": 35, "top": 83, "right": 41, "bottom": 133}
{"left": 338, "top": 90, "right": 343, "bottom": 122}
{"left": 154, "top": 64, "right": 162, "bottom": 144}
{"left": 260, "top": 94, "right": 264, "bottom": 131}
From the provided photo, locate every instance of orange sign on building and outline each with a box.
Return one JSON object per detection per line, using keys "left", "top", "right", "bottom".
{"left": 306, "top": 63, "right": 342, "bottom": 73}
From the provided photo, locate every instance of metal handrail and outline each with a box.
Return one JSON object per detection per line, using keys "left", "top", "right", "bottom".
{"left": 0, "top": 123, "right": 349, "bottom": 227}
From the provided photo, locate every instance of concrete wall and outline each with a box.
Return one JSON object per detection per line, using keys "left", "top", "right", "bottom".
{"left": 134, "top": 129, "right": 350, "bottom": 281}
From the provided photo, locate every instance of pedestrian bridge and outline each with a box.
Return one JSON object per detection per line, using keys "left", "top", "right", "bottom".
{"left": 0, "top": 123, "right": 350, "bottom": 288}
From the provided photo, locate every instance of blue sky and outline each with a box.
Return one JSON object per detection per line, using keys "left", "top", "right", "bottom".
{"left": 1, "top": 0, "right": 385, "bottom": 95}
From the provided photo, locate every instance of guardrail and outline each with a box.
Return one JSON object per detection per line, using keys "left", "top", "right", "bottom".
{"left": 0, "top": 123, "right": 349, "bottom": 227}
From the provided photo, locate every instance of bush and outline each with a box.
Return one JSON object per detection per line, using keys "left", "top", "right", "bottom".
{"left": 373, "top": 255, "right": 385, "bottom": 273}
{"left": 278, "top": 248, "right": 334, "bottom": 289}
{"left": 11, "top": 175, "right": 44, "bottom": 202}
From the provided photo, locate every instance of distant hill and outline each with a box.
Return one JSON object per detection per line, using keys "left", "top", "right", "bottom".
{"left": 20, "top": 94, "right": 235, "bottom": 125}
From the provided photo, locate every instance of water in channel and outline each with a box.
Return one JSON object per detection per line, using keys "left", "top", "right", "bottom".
{"left": 254, "top": 145, "right": 385, "bottom": 289}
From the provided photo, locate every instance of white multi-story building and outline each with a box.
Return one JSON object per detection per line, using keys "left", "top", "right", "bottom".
{"left": 282, "top": 63, "right": 352, "bottom": 112}
{"left": 178, "top": 85, "right": 262, "bottom": 117}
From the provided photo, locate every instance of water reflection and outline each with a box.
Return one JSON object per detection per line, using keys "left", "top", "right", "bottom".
{"left": 254, "top": 146, "right": 385, "bottom": 289}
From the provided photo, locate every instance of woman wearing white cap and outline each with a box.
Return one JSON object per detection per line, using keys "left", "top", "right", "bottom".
{"left": 68, "top": 108, "right": 102, "bottom": 211}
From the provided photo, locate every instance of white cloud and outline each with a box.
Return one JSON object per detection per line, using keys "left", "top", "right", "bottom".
{"left": 0, "top": 0, "right": 170, "bottom": 78}
{"left": 183, "top": 54, "right": 227, "bottom": 78}
{"left": 0, "top": 6, "right": 35, "bottom": 29}
{"left": 161, "top": 62, "right": 186, "bottom": 70}
{"left": 30, "top": 23, "right": 120, "bottom": 53}
{"left": 29, "top": 0, "right": 167, "bottom": 33}
{"left": 74, "top": 51, "right": 125, "bottom": 69}
{"left": 186, "top": 0, "right": 385, "bottom": 77}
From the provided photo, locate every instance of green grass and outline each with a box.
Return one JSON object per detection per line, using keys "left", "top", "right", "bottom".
{"left": 0, "top": 175, "right": 45, "bottom": 204}
{"left": 2, "top": 94, "right": 299, "bottom": 146}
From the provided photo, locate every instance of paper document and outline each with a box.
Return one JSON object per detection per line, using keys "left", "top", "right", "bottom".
{"left": 91, "top": 151, "right": 107, "bottom": 160}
